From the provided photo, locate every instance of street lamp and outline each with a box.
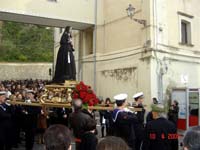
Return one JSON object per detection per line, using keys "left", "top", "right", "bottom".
{"left": 47, "top": 0, "right": 57, "bottom": 2}
{"left": 126, "top": 4, "right": 146, "bottom": 27}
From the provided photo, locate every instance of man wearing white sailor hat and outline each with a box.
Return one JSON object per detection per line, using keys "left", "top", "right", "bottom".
{"left": 132, "top": 92, "right": 145, "bottom": 150}
{"left": 0, "top": 91, "right": 6, "bottom": 105}
{"left": 114, "top": 93, "right": 128, "bottom": 107}
{"left": 0, "top": 91, "right": 13, "bottom": 150}
{"left": 112, "top": 93, "right": 137, "bottom": 150}
{"left": 23, "top": 89, "right": 41, "bottom": 150}
{"left": 0, "top": 91, "right": 6, "bottom": 95}
{"left": 133, "top": 92, "right": 144, "bottom": 106}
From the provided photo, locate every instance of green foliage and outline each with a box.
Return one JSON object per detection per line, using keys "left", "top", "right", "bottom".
{"left": 0, "top": 21, "right": 54, "bottom": 62}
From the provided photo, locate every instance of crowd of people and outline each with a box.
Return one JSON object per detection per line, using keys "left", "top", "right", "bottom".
{"left": 0, "top": 79, "right": 200, "bottom": 150}
{"left": 0, "top": 79, "right": 72, "bottom": 150}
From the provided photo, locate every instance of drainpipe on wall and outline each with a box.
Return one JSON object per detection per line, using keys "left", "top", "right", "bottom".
{"left": 93, "top": 0, "right": 97, "bottom": 92}
{"left": 153, "top": 0, "right": 163, "bottom": 102}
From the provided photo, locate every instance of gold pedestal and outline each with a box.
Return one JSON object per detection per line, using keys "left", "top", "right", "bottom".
{"left": 40, "top": 80, "right": 78, "bottom": 104}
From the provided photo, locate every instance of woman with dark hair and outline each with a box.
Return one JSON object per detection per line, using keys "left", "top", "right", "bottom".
{"left": 99, "top": 98, "right": 106, "bottom": 137}
{"left": 97, "top": 136, "right": 129, "bottom": 150}
{"left": 104, "top": 98, "right": 114, "bottom": 136}
{"left": 168, "top": 100, "right": 179, "bottom": 125}
{"left": 53, "top": 26, "right": 76, "bottom": 83}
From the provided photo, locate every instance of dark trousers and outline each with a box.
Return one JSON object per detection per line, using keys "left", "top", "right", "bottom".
{"left": 25, "top": 128, "right": 35, "bottom": 150}
{"left": 101, "top": 124, "right": 105, "bottom": 137}
{"left": 75, "top": 142, "right": 81, "bottom": 150}
{"left": 135, "top": 139, "right": 142, "bottom": 150}
{"left": 0, "top": 144, "right": 12, "bottom": 150}
{"left": 128, "top": 140, "right": 136, "bottom": 150}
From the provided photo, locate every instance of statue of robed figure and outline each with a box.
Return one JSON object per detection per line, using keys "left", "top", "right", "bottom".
{"left": 52, "top": 26, "right": 76, "bottom": 83}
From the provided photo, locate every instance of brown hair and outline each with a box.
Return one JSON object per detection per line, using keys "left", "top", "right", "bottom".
{"left": 84, "top": 118, "right": 97, "bottom": 132}
{"left": 97, "top": 136, "right": 129, "bottom": 150}
{"left": 44, "top": 124, "right": 71, "bottom": 150}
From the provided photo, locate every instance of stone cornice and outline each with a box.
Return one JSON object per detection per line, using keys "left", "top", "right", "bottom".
{"left": 177, "top": 11, "right": 194, "bottom": 19}
{"left": 80, "top": 46, "right": 151, "bottom": 62}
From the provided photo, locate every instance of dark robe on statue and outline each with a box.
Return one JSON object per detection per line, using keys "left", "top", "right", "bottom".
{"left": 53, "top": 31, "right": 76, "bottom": 83}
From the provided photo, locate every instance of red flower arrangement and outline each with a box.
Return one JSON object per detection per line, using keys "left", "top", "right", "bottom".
{"left": 72, "top": 81, "right": 99, "bottom": 106}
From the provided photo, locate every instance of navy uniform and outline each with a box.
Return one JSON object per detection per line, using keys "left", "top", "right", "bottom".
{"left": 132, "top": 92, "right": 146, "bottom": 150}
{"left": 112, "top": 93, "right": 138, "bottom": 150}
{"left": 142, "top": 104, "right": 178, "bottom": 150}
{"left": 0, "top": 91, "right": 13, "bottom": 150}
{"left": 22, "top": 90, "right": 41, "bottom": 150}
{"left": 13, "top": 104, "right": 24, "bottom": 147}
{"left": 56, "top": 107, "right": 72, "bottom": 126}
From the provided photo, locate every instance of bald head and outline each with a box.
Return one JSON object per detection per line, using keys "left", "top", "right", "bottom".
{"left": 72, "top": 99, "right": 82, "bottom": 110}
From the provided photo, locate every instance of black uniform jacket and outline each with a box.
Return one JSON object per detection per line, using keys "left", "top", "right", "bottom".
{"left": 142, "top": 117, "right": 178, "bottom": 150}
{"left": 112, "top": 108, "right": 138, "bottom": 148}
{"left": 0, "top": 104, "right": 12, "bottom": 144}
{"left": 134, "top": 104, "right": 145, "bottom": 140}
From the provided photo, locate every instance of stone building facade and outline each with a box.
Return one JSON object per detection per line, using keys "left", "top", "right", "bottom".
{"left": 55, "top": 0, "right": 200, "bottom": 105}
{"left": 0, "top": 0, "right": 200, "bottom": 106}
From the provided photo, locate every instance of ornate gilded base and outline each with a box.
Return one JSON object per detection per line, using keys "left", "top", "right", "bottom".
{"left": 40, "top": 80, "right": 79, "bottom": 104}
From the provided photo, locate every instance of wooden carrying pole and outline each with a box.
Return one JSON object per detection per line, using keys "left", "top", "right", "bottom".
{"left": 8, "top": 101, "right": 143, "bottom": 111}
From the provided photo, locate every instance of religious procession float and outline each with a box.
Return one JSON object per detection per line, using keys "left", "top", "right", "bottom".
{"left": 8, "top": 80, "right": 142, "bottom": 111}
{"left": 8, "top": 26, "right": 142, "bottom": 112}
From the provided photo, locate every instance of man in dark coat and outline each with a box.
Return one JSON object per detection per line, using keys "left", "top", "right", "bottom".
{"left": 132, "top": 92, "right": 146, "bottom": 150}
{"left": 0, "top": 91, "right": 13, "bottom": 150}
{"left": 69, "top": 99, "right": 95, "bottom": 150}
{"left": 112, "top": 93, "right": 138, "bottom": 150}
{"left": 142, "top": 104, "right": 178, "bottom": 150}
{"left": 53, "top": 26, "right": 76, "bottom": 83}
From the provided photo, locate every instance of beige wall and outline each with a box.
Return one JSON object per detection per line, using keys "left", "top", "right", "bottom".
{"left": 54, "top": 0, "right": 200, "bottom": 104}
{"left": 166, "top": 0, "right": 200, "bottom": 50}
{"left": 150, "top": 0, "right": 200, "bottom": 102}
{"left": 155, "top": 0, "right": 200, "bottom": 51}
{"left": 0, "top": 0, "right": 95, "bottom": 25}
{"left": 95, "top": 0, "right": 151, "bottom": 54}
{"left": 80, "top": 48, "right": 152, "bottom": 104}
{"left": 150, "top": 51, "right": 200, "bottom": 101}
{"left": 68, "top": 0, "right": 153, "bottom": 101}
{"left": 0, "top": 63, "right": 52, "bottom": 80}
{"left": 163, "top": 60, "right": 200, "bottom": 92}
